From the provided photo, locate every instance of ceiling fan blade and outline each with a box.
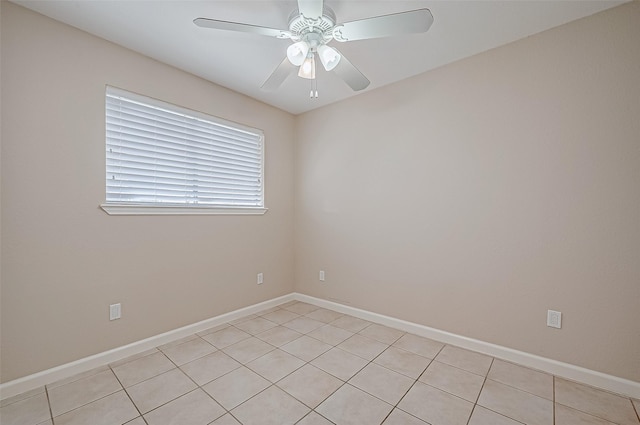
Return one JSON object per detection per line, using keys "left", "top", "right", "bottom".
{"left": 261, "top": 57, "right": 296, "bottom": 91}
{"left": 332, "top": 52, "right": 370, "bottom": 91}
{"left": 333, "top": 9, "right": 433, "bottom": 42}
{"left": 194, "top": 18, "right": 290, "bottom": 39}
{"left": 298, "top": 0, "right": 324, "bottom": 20}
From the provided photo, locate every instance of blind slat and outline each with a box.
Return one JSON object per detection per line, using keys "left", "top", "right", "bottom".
{"left": 105, "top": 116, "right": 261, "bottom": 153}
{"left": 105, "top": 87, "right": 264, "bottom": 207}
{"left": 106, "top": 96, "right": 260, "bottom": 142}
{"left": 106, "top": 135, "right": 261, "bottom": 166}
{"left": 106, "top": 151, "right": 261, "bottom": 177}
{"left": 107, "top": 174, "right": 261, "bottom": 190}
{"left": 106, "top": 105, "right": 261, "bottom": 147}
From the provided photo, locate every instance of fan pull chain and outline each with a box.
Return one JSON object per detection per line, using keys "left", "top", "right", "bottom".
{"left": 309, "top": 79, "right": 318, "bottom": 99}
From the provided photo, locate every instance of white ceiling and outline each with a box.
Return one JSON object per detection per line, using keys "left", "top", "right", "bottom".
{"left": 14, "top": 0, "right": 626, "bottom": 115}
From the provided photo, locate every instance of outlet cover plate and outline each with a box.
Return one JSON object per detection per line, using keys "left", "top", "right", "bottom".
{"left": 547, "top": 310, "right": 561, "bottom": 329}
{"left": 110, "top": 303, "right": 121, "bottom": 321}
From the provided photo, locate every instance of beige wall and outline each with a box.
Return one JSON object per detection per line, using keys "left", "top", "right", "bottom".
{"left": 0, "top": 2, "right": 295, "bottom": 382}
{"left": 294, "top": 3, "right": 640, "bottom": 382}
{"left": 2, "top": 1, "right": 639, "bottom": 386}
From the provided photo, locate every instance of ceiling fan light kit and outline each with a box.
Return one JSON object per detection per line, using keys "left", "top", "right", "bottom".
{"left": 194, "top": 0, "right": 433, "bottom": 96}
{"left": 317, "top": 44, "right": 341, "bottom": 71}
{"left": 286, "top": 41, "right": 309, "bottom": 66}
{"left": 298, "top": 54, "right": 316, "bottom": 79}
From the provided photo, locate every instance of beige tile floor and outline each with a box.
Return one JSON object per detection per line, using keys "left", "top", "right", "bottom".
{"left": 2, "top": 301, "right": 639, "bottom": 425}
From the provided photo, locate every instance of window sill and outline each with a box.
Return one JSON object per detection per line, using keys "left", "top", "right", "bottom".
{"left": 100, "top": 204, "right": 268, "bottom": 216}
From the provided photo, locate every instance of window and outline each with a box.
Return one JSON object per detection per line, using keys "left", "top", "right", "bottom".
{"left": 101, "top": 86, "right": 266, "bottom": 215}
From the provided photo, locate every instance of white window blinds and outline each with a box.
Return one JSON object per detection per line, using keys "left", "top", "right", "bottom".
{"left": 105, "top": 86, "right": 264, "bottom": 210}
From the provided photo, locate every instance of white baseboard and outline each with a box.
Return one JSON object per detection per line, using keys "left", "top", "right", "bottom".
{"left": 2, "top": 291, "right": 638, "bottom": 401}
{"left": 0, "top": 293, "right": 295, "bottom": 401}
{"left": 294, "top": 293, "right": 640, "bottom": 400}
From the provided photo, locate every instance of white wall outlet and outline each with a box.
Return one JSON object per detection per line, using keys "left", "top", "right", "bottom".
{"left": 257, "top": 272, "right": 263, "bottom": 285}
{"left": 109, "top": 303, "right": 121, "bottom": 321}
{"left": 547, "top": 310, "right": 562, "bottom": 329}
{"left": 319, "top": 270, "right": 325, "bottom": 281}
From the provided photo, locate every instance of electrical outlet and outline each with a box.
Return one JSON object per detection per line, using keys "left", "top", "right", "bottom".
{"left": 257, "top": 272, "right": 263, "bottom": 285}
{"left": 110, "top": 303, "right": 121, "bottom": 321}
{"left": 319, "top": 270, "right": 325, "bottom": 281}
{"left": 547, "top": 310, "right": 562, "bottom": 329}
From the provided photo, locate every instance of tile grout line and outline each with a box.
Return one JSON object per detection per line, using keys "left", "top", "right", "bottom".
{"left": 375, "top": 332, "right": 448, "bottom": 424}
{"left": 415, "top": 347, "right": 534, "bottom": 425}
{"left": 129, "top": 341, "right": 246, "bottom": 423}
{"left": 109, "top": 363, "right": 146, "bottom": 424}
{"left": 290, "top": 379, "right": 340, "bottom": 423}
{"left": 121, "top": 327, "right": 262, "bottom": 423}
{"left": 477, "top": 359, "right": 535, "bottom": 425}
{"left": 553, "top": 375, "right": 556, "bottom": 425}
{"left": 108, "top": 348, "right": 160, "bottom": 371}
{"left": 183, "top": 350, "right": 242, "bottom": 388}
{"left": 205, "top": 304, "right": 609, "bottom": 424}
{"left": 273, "top": 309, "right": 388, "bottom": 424}
{"left": 19, "top": 302, "right": 629, "bottom": 425}
{"left": 384, "top": 354, "right": 435, "bottom": 425}
{"left": 275, "top": 343, "right": 344, "bottom": 425}
{"left": 479, "top": 359, "right": 558, "bottom": 413}
{"left": 158, "top": 338, "right": 218, "bottom": 369}
{"left": 111, "top": 350, "right": 177, "bottom": 392}
{"left": 32, "top": 306, "right": 389, "bottom": 423}
{"left": 214, "top": 337, "right": 315, "bottom": 422}
{"left": 283, "top": 320, "right": 371, "bottom": 421}
{"left": 156, "top": 344, "right": 232, "bottom": 422}
{"left": 482, "top": 376, "right": 555, "bottom": 402}
{"left": 126, "top": 412, "right": 149, "bottom": 425}
{"left": 44, "top": 385, "right": 54, "bottom": 425}
{"left": 472, "top": 390, "right": 533, "bottom": 425}
{"left": 45, "top": 376, "right": 124, "bottom": 422}
{"left": 554, "top": 377, "right": 639, "bottom": 425}
{"left": 195, "top": 310, "right": 320, "bottom": 423}
{"left": 463, "top": 357, "right": 495, "bottom": 425}
{"left": 12, "top": 305, "right": 378, "bottom": 424}
{"left": 44, "top": 365, "right": 112, "bottom": 392}
{"left": 429, "top": 357, "right": 491, "bottom": 378}
{"left": 345, "top": 331, "right": 436, "bottom": 424}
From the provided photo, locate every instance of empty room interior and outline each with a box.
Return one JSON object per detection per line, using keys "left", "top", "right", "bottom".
{"left": 1, "top": 0, "right": 639, "bottom": 424}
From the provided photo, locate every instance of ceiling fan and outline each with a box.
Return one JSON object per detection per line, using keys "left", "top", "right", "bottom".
{"left": 194, "top": 0, "right": 433, "bottom": 96}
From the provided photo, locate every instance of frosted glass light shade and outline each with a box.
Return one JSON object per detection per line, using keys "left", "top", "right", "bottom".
{"left": 298, "top": 55, "right": 316, "bottom": 79}
{"left": 317, "top": 45, "right": 341, "bottom": 71}
{"left": 287, "top": 41, "right": 310, "bottom": 66}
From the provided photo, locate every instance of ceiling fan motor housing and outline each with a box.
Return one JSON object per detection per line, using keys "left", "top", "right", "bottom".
{"left": 288, "top": 6, "right": 336, "bottom": 48}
